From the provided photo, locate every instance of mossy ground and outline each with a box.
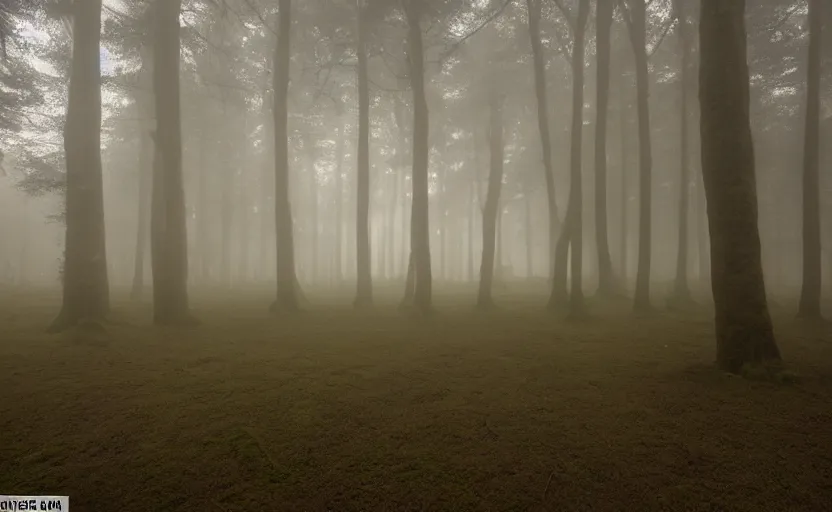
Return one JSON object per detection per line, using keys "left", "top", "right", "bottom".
{"left": 1, "top": 285, "right": 831, "bottom": 511}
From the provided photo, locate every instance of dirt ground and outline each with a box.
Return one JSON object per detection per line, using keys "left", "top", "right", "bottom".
{"left": 1, "top": 287, "right": 831, "bottom": 511}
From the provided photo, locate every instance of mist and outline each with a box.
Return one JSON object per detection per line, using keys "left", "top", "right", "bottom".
{"left": 1, "top": 0, "right": 830, "bottom": 510}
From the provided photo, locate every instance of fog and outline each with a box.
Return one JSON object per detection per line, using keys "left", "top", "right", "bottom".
{"left": 1, "top": 0, "right": 829, "bottom": 304}
{"left": 2, "top": 1, "right": 832, "bottom": 509}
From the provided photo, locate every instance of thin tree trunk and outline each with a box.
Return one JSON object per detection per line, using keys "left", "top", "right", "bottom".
{"left": 220, "top": 104, "right": 232, "bottom": 288}
{"left": 699, "top": 0, "right": 781, "bottom": 372}
{"left": 130, "top": 129, "right": 151, "bottom": 301}
{"left": 271, "top": 0, "right": 299, "bottom": 312}
{"left": 627, "top": 0, "right": 653, "bottom": 311}
{"left": 49, "top": 0, "right": 109, "bottom": 332}
{"left": 334, "top": 123, "right": 345, "bottom": 285}
{"left": 620, "top": 80, "right": 630, "bottom": 288}
{"left": 355, "top": 0, "right": 373, "bottom": 306}
{"left": 567, "top": 0, "right": 590, "bottom": 313}
{"left": 672, "top": 0, "right": 693, "bottom": 304}
{"left": 405, "top": 0, "right": 432, "bottom": 314}
{"left": 799, "top": 0, "right": 823, "bottom": 319}
{"left": 524, "top": 185, "right": 533, "bottom": 279}
{"left": 477, "top": 96, "right": 504, "bottom": 309}
{"left": 526, "top": 0, "right": 560, "bottom": 279}
{"left": 594, "top": 0, "right": 615, "bottom": 295}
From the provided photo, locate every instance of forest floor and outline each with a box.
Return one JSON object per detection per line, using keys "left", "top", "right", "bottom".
{"left": 1, "top": 285, "right": 832, "bottom": 511}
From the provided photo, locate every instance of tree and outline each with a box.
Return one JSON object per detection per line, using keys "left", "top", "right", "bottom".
{"left": 525, "top": 0, "right": 560, "bottom": 279}
{"left": 403, "top": 0, "right": 432, "bottom": 315}
{"left": 151, "top": 0, "right": 194, "bottom": 325}
{"left": 48, "top": 0, "right": 110, "bottom": 333}
{"left": 594, "top": 0, "right": 615, "bottom": 296}
{"left": 798, "top": 0, "right": 822, "bottom": 320}
{"left": 477, "top": 94, "right": 504, "bottom": 309}
{"left": 699, "top": 0, "right": 781, "bottom": 372}
{"left": 130, "top": 45, "right": 153, "bottom": 302}
{"left": 354, "top": 0, "right": 373, "bottom": 307}
{"left": 548, "top": 0, "right": 590, "bottom": 312}
{"left": 271, "top": 0, "right": 300, "bottom": 312}
{"left": 670, "top": 0, "right": 694, "bottom": 305}
{"left": 621, "top": 0, "right": 653, "bottom": 311}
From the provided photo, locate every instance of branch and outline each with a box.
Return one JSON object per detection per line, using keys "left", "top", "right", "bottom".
{"left": 439, "top": 0, "right": 512, "bottom": 62}
{"left": 647, "top": 18, "right": 676, "bottom": 59}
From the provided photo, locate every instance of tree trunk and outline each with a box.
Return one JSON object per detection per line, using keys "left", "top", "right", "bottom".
{"left": 799, "top": 0, "right": 822, "bottom": 319}
{"left": 405, "top": 0, "right": 432, "bottom": 314}
{"left": 354, "top": 1, "right": 373, "bottom": 306}
{"left": 524, "top": 184, "right": 533, "bottom": 279}
{"left": 334, "top": 123, "right": 345, "bottom": 285}
{"left": 151, "top": 0, "right": 193, "bottom": 325}
{"left": 619, "top": 79, "right": 630, "bottom": 289}
{"left": 699, "top": 0, "right": 781, "bottom": 372}
{"left": 49, "top": 0, "right": 109, "bottom": 332}
{"left": 672, "top": 0, "right": 693, "bottom": 304}
{"left": 567, "top": 0, "right": 590, "bottom": 313}
{"left": 594, "top": 0, "right": 615, "bottom": 296}
{"left": 526, "top": 0, "right": 560, "bottom": 279}
{"left": 271, "top": 0, "right": 299, "bottom": 312}
{"left": 130, "top": 128, "right": 151, "bottom": 301}
{"left": 628, "top": 0, "right": 653, "bottom": 312}
{"left": 220, "top": 103, "right": 233, "bottom": 288}
{"left": 477, "top": 96, "right": 504, "bottom": 309}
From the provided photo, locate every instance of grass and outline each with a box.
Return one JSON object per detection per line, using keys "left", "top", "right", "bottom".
{"left": 1, "top": 286, "right": 831, "bottom": 511}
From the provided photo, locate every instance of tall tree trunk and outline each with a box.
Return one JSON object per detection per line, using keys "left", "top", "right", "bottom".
{"left": 526, "top": 0, "right": 560, "bottom": 279}
{"left": 477, "top": 96, "right": 504, "bottom": 309}
{"left": 619, "top": 80, "right": 630, "bottom": 288}
{"left": 799, "top": 0, "right": 823, "bottom": 319}
{"left": 524, "top": 184, "right": 533, "bottom": 279}
{"left": 672, "top": 0, "right": 693, "bottom": 303}
{"left": 49, "top": 0, "right": 109, "bottom": 332}
{"left": 307, "top": 137, "right": 319, "bottom": 286}
{"left": 354, "top": 0, "right": 373, "bottom": 306}
{"left": 699, "top": 0, "right": 781, "bottom": 372}
{"left": 197, "top": 136, "right": 211, "bottom": 283}
{"left": 567, "top": 0, "right": 590, "bottom": 313}
{"left": 627, "top": 0, "right": 653, "bottom": 311}
{"left": 387, "top": 172, "right": 395, "bottom": 279}
{"left": 130, "top": 128, "right": 151, "bottom": 301}
{"left": 594, "top": 0, "right": 615, "bottom": 295}
{"left": 220, "top": 104, "right": 232, "bottom": 288}
{"left": 271, "top": 0, "right": 299, "bottom": 312}
{"left": 334, "top": 123, "right": 345, "bottom": 285}
{"left": 405, "top": 0, "right": 432, "bottom": 314}
{"left": 152, "top": 0, "right": 193, "bottom": 325}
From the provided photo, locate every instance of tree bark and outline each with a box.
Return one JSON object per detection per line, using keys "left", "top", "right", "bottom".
{"left": 619, "top": 77, "right": 630, "bottom": 288}
{"left": 405, "top": 0, "right": 432, "bottom": 315}
{"left": 334, "top": 123, "right": 345, "bottom": 285}
{"left": 151, "top": 0, "right": 193, "bottom": 325}
{"left": 594, "top": 0, "right": 615, "bottom": 296}
{"left": 567, "top": 0, "right": 590, "bottom": 313}
{"left": 477, "top": 96, "right": 504, "bottom": 309}
{"left": 627, "top": 0, "right": 653, "bottom": 312}
{"left": 799, "top": 0, "right": 822, "bottom": 320}
{"left": 354, "top": 0, "right": 373, "bottom": 306}
{"left": 699, "top": 0, "right": 781, "bottom": 373}
{"left": 130, "top": 128, "right": 151, "bottom": 301}
{"left": 672, "top": 0, "right": 693, "bottom": 304}
{"left": 271, "top": 0, "right": 299, "bottom": 312}
{"left": 49, "top": 0, "right": 109, "bottom": 332}
{"left": 526, "top": 0, "right": 560, "bottom": 279}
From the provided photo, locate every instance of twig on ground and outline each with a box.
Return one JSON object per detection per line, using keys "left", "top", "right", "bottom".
{"left": 542, "top": 470, "right": 555, "bottom": 502}
{"left": 242, "top": 426, "right": 279, "bottom": 471}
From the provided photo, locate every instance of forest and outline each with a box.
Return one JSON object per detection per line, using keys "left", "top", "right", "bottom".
{"left": 0, "top": 0, "right": 831, "bottom": 510}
